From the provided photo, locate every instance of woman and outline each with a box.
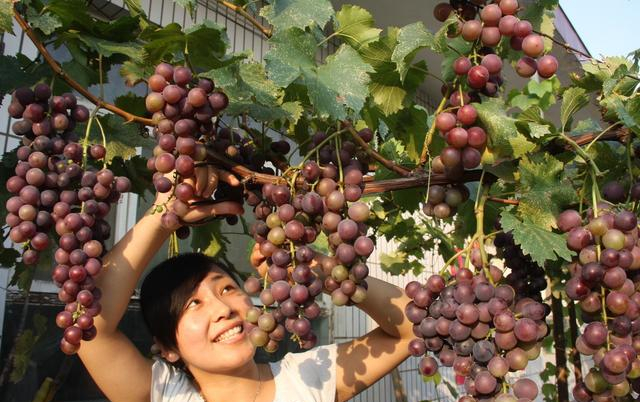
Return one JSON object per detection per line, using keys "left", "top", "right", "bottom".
{"left": 77, "top": 165, "right": 414, "bottom": 402}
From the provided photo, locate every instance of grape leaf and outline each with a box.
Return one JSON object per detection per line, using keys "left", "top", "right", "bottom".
{"left": 527, "top": 122, "right": 552, "bottom": 139}
{"left": 65, "top": 33, "right": 144, "bottom": 61}
{"left": 114, "top": 92, "right": 147, "bottom": 117}
{"left": 381, "top": 104, "right": 429, "bottom": 163}
{"left": 303, "top": 44, "right": 373, "bottom": 119}
{"left": 10, "top": 313, "right": 47, "bottom": 383}
{"left": 0, "top": 1, "right": 12, "bottom": 34}
{"left": 380, "top": 250, "right": 409, "bottom": 275}
{"left": 260, "top": 0, "right": 334, "bottom": 32}
{"left": 191, "top": 220, "right": 227, "bottom": 257}
{"left": 26, "top": 7, "right": 62, "bottom": 35}
{"left": 474, "top": 97, "right": 535, "bottom": 161}
{"left": 516, "top": 153, "right": 578, "bottom": 230}
{"left": 432, "top": 14, "right": 459, "bottom": 54}
{"left": 175, "top": 0, "right": 196, "bottom": 16}
{"left": 391, "top": 22, "right": 433, "bottom": 81}
{"left": 560, "top": 87, "right": 589, "bottom": 131}
{"left": 500, "top": 211, "right": 575, "bottom": 266}
{"left": 264, "top": 27, "right": 316, "bottom": 87}
{"left": 333, "top": 5, "right": 381, "bottom": 50}
{"left": 0, "top": 55, "right": 42, "bottom": 98}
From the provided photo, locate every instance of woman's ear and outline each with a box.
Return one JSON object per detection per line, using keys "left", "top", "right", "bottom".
{"left": 154, "top": 337, "right": 181, "bottom": 363}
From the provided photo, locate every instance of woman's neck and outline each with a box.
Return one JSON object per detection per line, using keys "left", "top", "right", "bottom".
{"left": 191, "top": 361, "right": 269, "bottom": 402}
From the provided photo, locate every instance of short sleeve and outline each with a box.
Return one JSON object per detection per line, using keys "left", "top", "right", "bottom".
{"left": 272, "top": 343, "right": 337, "bottom": 402}
{"left": 151, "top": 357, "right": 203, "bottom": 402}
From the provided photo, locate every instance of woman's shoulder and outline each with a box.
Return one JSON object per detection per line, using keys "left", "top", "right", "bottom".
{"left": 151, "top": 358, "right": 203, "bottom": 402}
{"left": 271, "top": 344, "right": 337, "bottom": 402}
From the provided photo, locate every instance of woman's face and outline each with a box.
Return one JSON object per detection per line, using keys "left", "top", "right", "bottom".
{"left": 174, "top": 268, "right": 256, "bottom": 374}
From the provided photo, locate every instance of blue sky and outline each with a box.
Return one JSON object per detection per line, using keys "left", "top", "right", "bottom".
{"left": 560, "top": 1, "right": 639, "bottom": 58}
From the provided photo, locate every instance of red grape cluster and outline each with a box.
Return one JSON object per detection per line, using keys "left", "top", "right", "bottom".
{"left": 5, "top": 84, "right": 132, "bottom": 354}
{"left": 432, "top": 104, "right": 487, "bottom": 180}
{"left": 243, "top": 129, "right": 374, "bottom": 351}
{"left": 435, "top": 0, "right": 559, "bottom": 84}
{"left": 422, "top": 184, "right": 470, "bottom": 219}
{"left": 558, "top": 206, "right": 640, "bottom": 400}
{"left": 144, "top": 63, "right": 230, "bottom": 229}
{"left": 405, "top": 267, "right": 549, "bottom": 401}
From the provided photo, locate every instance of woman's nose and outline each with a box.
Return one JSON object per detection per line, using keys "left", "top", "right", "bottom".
{"left": 207, "top": 295, "right": 233, "bottom": 322}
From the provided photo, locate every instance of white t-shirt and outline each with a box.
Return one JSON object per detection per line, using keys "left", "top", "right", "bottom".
{"left": 151, "top": 343, "right": 337, "bottom": 402}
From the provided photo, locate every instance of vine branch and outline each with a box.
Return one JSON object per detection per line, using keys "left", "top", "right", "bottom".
{"left": 217, "top": 0, "right": 272, "bottom": 38}
{"left": 13, "top": 7, "right": 154, "bottom": 126}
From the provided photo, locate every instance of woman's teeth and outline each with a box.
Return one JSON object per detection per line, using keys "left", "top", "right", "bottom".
{"left": 215, "top": 325, "right": 242, "bottom": 342}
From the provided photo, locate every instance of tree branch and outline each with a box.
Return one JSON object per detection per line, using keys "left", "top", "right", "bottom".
{"left": 13, "top": 7, "right": 154, "bottom": 126}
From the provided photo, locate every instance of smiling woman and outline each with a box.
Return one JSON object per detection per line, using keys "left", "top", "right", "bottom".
{"left": 75, "top": 168, "right": 415, "bottom": 402}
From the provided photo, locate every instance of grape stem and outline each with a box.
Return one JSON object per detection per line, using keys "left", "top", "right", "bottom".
{"left": 562, "top": 133, "right": 602, "bottom": 177}
{"left": 419, "top": 87, "right": 452, "bottom": 166}
{"left": 486, "top": 196, "right": 519, "bottom": 206}
{"left": 533, "top": 29, "right": 640, "bottom": 82}
{"left": 438, "top": 234, "right": 478, "bottom": 277}
{"left": 626, "top": 136, "right": 635, "bottom": 203}
{"left": 344, "top": 125, "right": 412, "bottom": 177}
{"left": 475, "top": 182, "right": 493, "bottom": 285}
{"left": 335, "top": 134, "right": 344, "bottom": 189}
{"left": 94, "top": 116, "right": 108, "bottom": 170}
{"left": 81, "top": 106, "right": 102, "bottom": 175}
{"left": 216, "top": 0, "right": 272, "bottom": 38}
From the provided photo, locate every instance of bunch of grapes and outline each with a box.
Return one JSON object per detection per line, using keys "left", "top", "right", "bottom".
{"left": 405, "top": 267, "right": 549, "bottom": 402}
{"left": 5, "top": 84, "right": 132, "bottom": 354}
{"left": 422, "top": 184, "right": 470, "bottom": 219}
{"left": 435, "top": 0, "right": 559, "bottom": 84}
{"left": 145, "top": 63, "right": 232, "bottom": 229}
{"left": 432, "top": 104, "right": 487, "bottom": 181}
{"left": 243, "top": 128, "right": 374, "bottom": 352}
{"left": 558, "top": 205, "right": 640, "bottom": 401}
{"left": 493, "top": 232, "right": 548, "bottom": 303}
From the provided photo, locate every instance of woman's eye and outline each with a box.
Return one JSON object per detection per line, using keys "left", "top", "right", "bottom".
{"left": 186, "top": 299, "right": 200, "bottom": 309}
{"left": 222, "top": 285, "right": 235, "bottom": 294}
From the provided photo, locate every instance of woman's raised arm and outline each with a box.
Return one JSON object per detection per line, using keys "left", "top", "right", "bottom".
{"left": 77, "top": 167, "right": 242, "bottom": 402}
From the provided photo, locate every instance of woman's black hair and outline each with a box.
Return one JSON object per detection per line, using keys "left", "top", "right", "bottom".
{"left": 139, "top": 252, "right": 241, "bottom": 352}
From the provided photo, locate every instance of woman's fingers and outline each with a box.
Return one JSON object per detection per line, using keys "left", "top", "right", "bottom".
{"left": 180, "top": 201, "right": 244, "bottom": 224}
{"left": 249, "top": 243, "right": 268, "bottom": 277}
{"left": 202, "top": 166, "right": 219, "bottom": 199}
{"left": 194, "top": 165, "right": 210, "bottom": 196}
{"left": 217, "top": 168, "right": 241, "bottom": 187}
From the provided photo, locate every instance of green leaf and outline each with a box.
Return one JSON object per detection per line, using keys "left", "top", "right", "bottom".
{"left": 260, "top": 0, "right": 334, "bottom": 32}
{"left": 517, "top": 153, "right": 578, "bottom": 230}
{"left": 369, "top": 82, "right": 406, "bottom": 116}
{"left": 375, "top": 138, "right": 412, "bottom": 180}
{"left": 381, "top": 104, "right": 429, "bottom": 163}
{"left": 474, "top": 98, "right": 536, "bottom": 161}
{"left": 500, "top": 211, "right": 575, "bottom": 266}
{"left": 123, "top": 0, "right": 148, "bottom": 25}
{"left": 333, "top": 5, "right": 381, "bottom": 50}
{"left": 560, "top": 87, "right": 589, "bottom": 131}
{"left": 0, "top": 55, "right": 41, "bottom": 96}
{"left": 191, "top": 220, "right": 227, "bottom": 257}
{"left": 380, "top": 251, "right": 408, "bottom": 275}
{"left": 70, "top": 33, "right": 144, "bottom": 61}
{"left": 304, "top": 44, "right": 373, "bottom": 119}
{"left": 175, "top": 0, "right": 196, "bottom": 17}
{"left": 432, "top": 14, "right": 459, "bottom": 54}
{"left": 264, "top": 27, "right": 316, "bottom": 87}
{"left": 26, "top": 8, "right": 62, "bottom": 35}
{"left": 0, "top": 0, "right": 13, "bottom": 34}
{"left": 527, "top": 122, "right": 552, "bottom": 139}
{"left": 120, "top": 60, "right": 153, "bottom": 86}
{"left": 10, "top": 314, "right": 47, "bottom": 383}
{"left": 114, "top": 92, "right": 147, "bottom": 117}
{"left": 184, "top": 20, "right": 229, "bottom": 70}
{"left": 391, "top": 22, "right": 434, "bottom": 81}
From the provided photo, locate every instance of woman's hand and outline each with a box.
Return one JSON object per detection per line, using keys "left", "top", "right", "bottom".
{"left": 153, "top": 164, "right": 244, "bottom": 229}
